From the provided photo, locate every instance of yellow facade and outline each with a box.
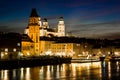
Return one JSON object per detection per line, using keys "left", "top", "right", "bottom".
{"left": 51, "top": 43, "right": 80, "bottom": 57}
{"left": 21, "top": 41, "right": 34, "bottom": 56}
{"left": 28, "top": 25, "right": 40, "bottom": 55}
{"left": 22, "top": 9, "right": 41, "bottom": 56}
{"left": 39, "top": 40, "right": 53, "bottom": 54}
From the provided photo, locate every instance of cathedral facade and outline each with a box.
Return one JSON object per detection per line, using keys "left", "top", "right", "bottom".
{"left": 24, "top": 8, "right": 65, "bottom": 37}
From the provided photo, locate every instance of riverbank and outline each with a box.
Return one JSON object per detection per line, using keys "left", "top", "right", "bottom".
{"left": 99, "top": 56, "right": 120, "bottom": 62}
{"left": 0, "top": 56, "right": 71, "bottom": 69}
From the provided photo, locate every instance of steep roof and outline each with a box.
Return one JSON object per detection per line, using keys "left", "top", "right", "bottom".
{"left": 30, "top": 8, "right": 39, "bottom": 17}
{"left": 22, "top": 34, "right": 33, "bottom": 42}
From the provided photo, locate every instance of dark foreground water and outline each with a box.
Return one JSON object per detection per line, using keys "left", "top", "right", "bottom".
{"left": 0, "top": 61, "right": 120, "bottom": 80}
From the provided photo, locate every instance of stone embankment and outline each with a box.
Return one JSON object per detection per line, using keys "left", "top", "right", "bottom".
{"left": 0, "top": 56, "right": 71, "bottom": 69}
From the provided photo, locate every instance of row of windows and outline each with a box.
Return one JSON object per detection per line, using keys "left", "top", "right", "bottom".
{"left": 52, "top": 44, "right": 72, "bottom": 46}
{"left": 1, "top": 48, "right": 18, "bottom": 52}
{"left": 52, "top": 47, "right": 72, "bottom": 49}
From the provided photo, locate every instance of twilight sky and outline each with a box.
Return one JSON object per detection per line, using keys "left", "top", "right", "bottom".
{"left": 0, "top": 0, "right": 120, "bottom": 39}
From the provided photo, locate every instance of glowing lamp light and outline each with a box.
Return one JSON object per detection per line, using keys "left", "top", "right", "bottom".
{"left": 102, "top": 54, "right": 106, "bottom": 57}
{"left": 1, "top": 52, "right": 4, "bottom": 58}
{"left": 114, "top": 52, "right": 120, "bottom": 56}
{"left": 45, "top": 50, "right": 52, "bottom": 55}
{"left": 5, "top": 52, "right": 8, "bottom": 55}
{"left": 17, "top": 43, "right": 20, "bottom": 46}
{"left": 55, "top": 52, "right": 61, "bottom": 56}
{"left": 13, "top": 48, "right": 16, "bottom": 52}
{"left": 89, "top": 54, "right": 92, "bottom": 57}
{"left": 27, "top": 52, "right": 30, "bottom": 56}
{"left": 108, "top": 52, "right": 110, "bottom": 55}
{"left": 62, "top": 52, "right": 65, "bottom": 56}
{"left": 18, "top": 52, "right": 23, "bottom": 57}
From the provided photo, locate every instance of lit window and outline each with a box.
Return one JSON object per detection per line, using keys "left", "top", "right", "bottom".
{"left": 5, "top": 48, "right": 8, "bottom": 52}
{"left": 77, "top": 44, "right": 80, "bottom": 46}
{"left": 17, "top": 43, "right": 20, "bottom": 46}
{"left": 1, "top": 52, "right": 4, "bottom": 58}
{"left": 36, "top": 49, "right": 38, "bottom": 51}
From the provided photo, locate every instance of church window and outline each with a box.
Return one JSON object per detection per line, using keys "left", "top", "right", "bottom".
{"left": 36, "top": 49, "right": 38, "bottom": 51}
{"left": 36, "top": 45, "right": 38, "bottom": 47}
{"left": 36, "top": 34, "right": 38, "bottom": 43}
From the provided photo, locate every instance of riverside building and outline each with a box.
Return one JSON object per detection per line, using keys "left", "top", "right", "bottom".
{"left": 22, "top": 8, "right": 81, "bottom": 57}
{"left": 22, "top": 8, "right": 67, "bottom": 56}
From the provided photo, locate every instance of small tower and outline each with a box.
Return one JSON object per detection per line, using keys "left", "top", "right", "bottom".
{"left": 42, "top": 18, "right": 49, "bottom": 28}
{"left": 58, "top": 17, "right": 65, "bottom": 37}
{"left": 27, "top": 8, "right": 40, "bottom": 55}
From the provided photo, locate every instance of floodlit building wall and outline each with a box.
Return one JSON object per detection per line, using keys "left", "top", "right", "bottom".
{"left": 51, "top": 43, "right": 81, "bottom": 57}
{"left": 21, "top": 41, "right": 34, "bottom": 56}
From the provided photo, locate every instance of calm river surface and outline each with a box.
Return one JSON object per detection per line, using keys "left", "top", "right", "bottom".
{"left": 0, "top": 61, "right": 120, "bottom": 80}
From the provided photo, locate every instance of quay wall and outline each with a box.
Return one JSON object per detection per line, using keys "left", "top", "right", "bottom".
{"left": 0, "top": 56, "right": 71, "bottom": 69}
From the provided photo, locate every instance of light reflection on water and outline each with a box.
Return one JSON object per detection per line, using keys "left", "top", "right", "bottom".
{"left": 0, "top": 61, "right": 120, "bottom": 80}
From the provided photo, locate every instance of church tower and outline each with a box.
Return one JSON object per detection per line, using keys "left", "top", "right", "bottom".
{"left": 42, "top": 18, "right": 49, "bottom": 28}
{"left": 27, "top": 8, "right": 40, "bottom": 55}
{"left": 58, "top": 17, "right": 65, "bottom": 37}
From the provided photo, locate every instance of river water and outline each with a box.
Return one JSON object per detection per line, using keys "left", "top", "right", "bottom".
{"left": 0, "top": 61, "right": 120, "bottom": 80}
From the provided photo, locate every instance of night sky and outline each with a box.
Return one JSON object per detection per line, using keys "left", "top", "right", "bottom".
{"left": 0, "top": 0, "right": 120, "bottom": 39}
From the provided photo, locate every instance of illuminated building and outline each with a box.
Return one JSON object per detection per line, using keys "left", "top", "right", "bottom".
{"left": 1, "top": 9, "right": 120, "bottom": 59}
{"left": 51, "top": 42, "right": 81, "bottom": 57}
{"left": 38, "top": 37, "right": 54, "bottom": 55}
{"left": 24, "top": 8, "right": 66, "bottom": 37}
{"left": 23, "top": 8, "right": 66, "bottom": 56}
{"left": 21, "top": 34, "right": 34, "bottom": 56}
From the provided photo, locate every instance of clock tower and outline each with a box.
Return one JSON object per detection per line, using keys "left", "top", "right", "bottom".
{"left": 28, "top": 8, "right": 40, "bottom": 55}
